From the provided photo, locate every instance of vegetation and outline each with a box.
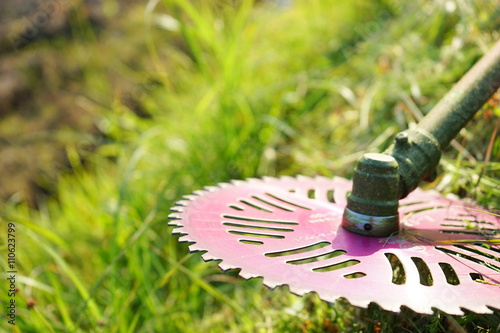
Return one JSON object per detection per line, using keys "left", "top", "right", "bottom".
{"left": 1, "top": 0, "right": 499, "bottom": 331}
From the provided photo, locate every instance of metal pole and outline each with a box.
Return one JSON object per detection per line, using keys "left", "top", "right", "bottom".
{"left": 419, "top": 40, "right": 500, "bottom": 150}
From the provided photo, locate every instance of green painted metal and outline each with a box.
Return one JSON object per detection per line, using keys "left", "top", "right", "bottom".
{"left": 343, "top": 153, "right": 400, "bottom": 236}
{"left": 343, "top": 39, "right": 500, "bottom": 236}
{"left": 388, "top": 39, "right": 500, "bottom": 199}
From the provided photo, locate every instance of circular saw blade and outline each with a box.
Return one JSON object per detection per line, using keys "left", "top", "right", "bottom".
{"left": 168, "top": 176, "right": 500, "bottom": 315}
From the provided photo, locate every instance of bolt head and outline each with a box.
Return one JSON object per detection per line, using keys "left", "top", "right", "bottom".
{"left": 395, "top": 132, "right": 409, "bottom": 144}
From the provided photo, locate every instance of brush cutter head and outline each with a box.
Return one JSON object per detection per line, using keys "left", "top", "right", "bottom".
{"left": 169, "top": 176, "right": 500, "bottom": 315}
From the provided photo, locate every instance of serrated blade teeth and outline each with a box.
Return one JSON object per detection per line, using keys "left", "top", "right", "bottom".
{"left": 171, "top": 227, "right": 187, "bottom": 235}
{"left": 167, "top": 221, "right": 181, "bottom": 227}
{"left": 262, "top": 278, "right": 279, "bottom": 289}
{"left": 345, "top": 298, "right": 371, "bottom": 311}
{"left": 218, "top": 261, "right": 241, "bottom": 271}
{"left": 204, "top": 186, "right": 219, "bottom": 192}
{"left": 188, "top": 245, "right": 202, "bottom": 252}
{"left": 174, "top": 200, "right": 190, "bottom": 207}
{"left": 201, "top": 252, "right": 219, "bottom": 261}
{"left": 178, "top": 235, "right": 195, "bottom": 243}
{"left": 168, "top": 175, "right": 500, "bottom": 315}
{"left": 192, "top": 190, "right": 206, "bottom": 196}
{"left": 168, "top": 213, "right": 183, "bottom": 220}
{"left": 464, "top": 305, "right": 494, "bottom": 315}
{"left": 246, "top": 177, "right": 263, "bottom": 184}
{"left": 171, "top": 208, "right": 184, "bottom": 214}
{"left": 239, "top": 270, "right": 260, "bottom": 280}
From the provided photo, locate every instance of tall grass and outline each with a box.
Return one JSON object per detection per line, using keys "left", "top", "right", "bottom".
{"left": 1, "top": 0, "right": 499, "bottom": 332}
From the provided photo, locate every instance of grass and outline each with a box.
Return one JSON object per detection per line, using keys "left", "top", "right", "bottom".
{"left": 1, "top": 0, "right": 500, "bottom": 331}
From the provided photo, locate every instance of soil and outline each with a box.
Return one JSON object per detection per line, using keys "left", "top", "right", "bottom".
{"left": 0, "top": 0, "right": 142, "bottom": 205}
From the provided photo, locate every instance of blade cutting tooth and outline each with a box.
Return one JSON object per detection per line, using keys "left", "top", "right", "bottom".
{"left": 261, "top": 277, "right": 279, "bottom": 289}
{"left": 169, "top": 208, "right": 184, "bottom": 214}
{"left": 314, "top": 175, "right": 333, "bottom": 182}
{"left": 361, "top": 301, "right": 403, "bottom": 315}
{"left": 218, "top": 261, "right": 243, "bottom": 272}
{"left": 174, "top": 200, "right": 191, "bottom": 207}
{"left": 296, "top": 175, "right": 313, "bottom": 182}
{"left": 278, "top": 175, "right": 297, "bottom": 182}
{"left": 168, "top": 222, "right": 184, "bottom": 228}
{"left": 204, "top": 186, "right": 219, "bottom": 192}
{"left": 287, "top": 284, "right": 313, "bottom": 297}
{"left": 416, "top": 299, "right": 471, "bottom": 316}
{"left": 167, "top": 213, "right": 183, "bottom": 221}
{"left": 171, "top": 227, "right": 187, "bottom": 235}
{"left": 345, "top": 298, "right": 371, "bottom": 311}
{"left": 239, "top": 268, "right": 262, "bottom": 280}
{"left": 262, "top": 176, "right": 278, "bottom": 182}
{"left": 188, "top": 243, "right": 205, "bottom": 252}
{"left": 248, "top": 177, "right": 265, "bottom": 183}
{"left": 201, "top": 252, "right": 220, "bottom": 261}
{"left": 461, "top": 305, "right": 495, "bottom": 315}
{"left": 231, "top": 179, "right": 249, "bottom": 186}
{"left": 432, "top": 304, "right": 464, "bottom": 316}
{"left": 486, "top": 306, "right": 499, "bottom": 314}
{"left": 179, "top": 235, "right": 195, "bottom": 243}
{"left": 241, "top": 178, "right": 263, "bottom": 186}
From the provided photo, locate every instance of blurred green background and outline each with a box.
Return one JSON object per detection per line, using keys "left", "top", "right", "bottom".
{"left": 0, "top": 0, "right": 499, "bottom": 331}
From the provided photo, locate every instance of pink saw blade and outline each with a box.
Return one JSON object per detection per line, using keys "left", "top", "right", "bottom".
{"left": 168, "top": 176, "right": 500, "bottom": 315}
